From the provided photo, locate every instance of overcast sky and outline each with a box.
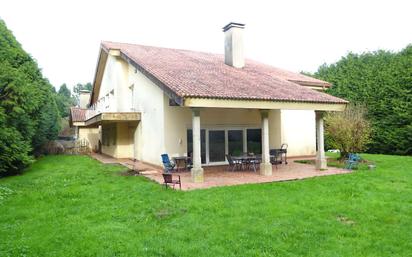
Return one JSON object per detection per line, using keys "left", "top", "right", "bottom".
{"left": 1, "top": 0, "right": 411, "bottom": 90}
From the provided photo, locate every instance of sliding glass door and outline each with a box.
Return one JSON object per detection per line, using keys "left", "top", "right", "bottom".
{"left": 228, "top": 130, "right": 244, "bottom": 156}
{"left": 208, "top": 130, "right": 226, "bottom": 162}
{"left": 187, "top": 129, "right": 206, "bottom": 164}
{"left": 246, "top": 129, "right": 262, "bottom": 154}
{"left": 187, "top": 128, "right": 261, "bottom": 164}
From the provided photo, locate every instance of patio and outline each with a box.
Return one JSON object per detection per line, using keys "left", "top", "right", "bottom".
{"left": 90, "top": 153, "right": 351, "bottom": 190}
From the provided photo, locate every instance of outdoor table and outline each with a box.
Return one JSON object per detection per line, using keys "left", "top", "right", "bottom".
{"left": 232, "top": 155, "right": 261, "bottom": 171}
{"left": 173, "top": 156, "right": 191, "bottom": 172}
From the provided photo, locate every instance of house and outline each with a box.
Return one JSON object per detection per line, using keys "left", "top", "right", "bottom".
{"left": 71, "top": 22, "right": 347, "bottom": 182}
{"left": 69, "top": 90, "right": 99, "bottom": 151}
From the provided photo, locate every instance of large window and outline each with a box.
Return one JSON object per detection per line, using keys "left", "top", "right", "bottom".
{"left": 228, "top": 130, "right": 244, "bottom": 156}
{"left": 247, "top": 129, "right": 261, "bottom": 154}
{"left": 187, "top": 129, "right": 206, "bottom": 164}
{"left": 187, "top": 128, "right": 261, "bottom": 164}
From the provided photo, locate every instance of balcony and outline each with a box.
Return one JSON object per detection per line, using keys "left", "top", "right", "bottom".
{"left": 84, "top": 110, "right": 140, "bottom": 127}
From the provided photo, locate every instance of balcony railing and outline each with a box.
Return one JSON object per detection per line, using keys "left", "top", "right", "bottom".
{"left": 85, "top": 109, "right": 98, "bottom": 121}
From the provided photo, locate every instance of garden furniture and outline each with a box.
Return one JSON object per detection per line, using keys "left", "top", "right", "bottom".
{"left": 226, "top": 154, "right": 243, "bottom": 171}
{"left": 345, "top": 153, "right": 361, "bottom": 170}
{"left": 173, "top": 156, "right": 191, "bottom": 172}
{"left": 162, "top": 173, "right": 182, "bottom": 189}
{"left": 161, "top": 154, "right": 175, "bottom": 173}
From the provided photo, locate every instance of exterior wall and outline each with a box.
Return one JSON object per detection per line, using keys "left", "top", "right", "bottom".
{"left": 128, "top": 65, "right": 166, "bottom": 165}
{"left": 79, "top": 92, "right": 91, "bottom": 109}
{"left": 115, "top": 58, "right": 131, "bottom": 112}
{"left": 94, "top": 55, "right": 134, "bottom": 113}
{"left": 101, "top": 122, "right": 134, "bottom": 158}
{"left": 115, "top": 122, "right": 134, "bottom": 158}
{"left": 269, "top": 109, "right": 282, "bottom": 149}
{"left": 280, "top": 110, "right": 316, "bottom": 156}
{"left": 78, "top": 127, "right": 100, "bottom": 151}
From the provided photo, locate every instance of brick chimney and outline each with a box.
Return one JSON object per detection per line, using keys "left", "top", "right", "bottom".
{"left": 223, "top": 22, "right": 245, "bottom": 68}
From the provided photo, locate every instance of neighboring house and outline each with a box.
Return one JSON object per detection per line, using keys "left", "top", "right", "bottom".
{"left": 69, "top": 90, "right": 99, "bottom": 151}
{"left": 71, "top": 22, "right": 347, "bottom": 182}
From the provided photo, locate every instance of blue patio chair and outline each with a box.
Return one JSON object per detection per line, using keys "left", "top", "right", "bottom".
{"left": 345, "top": 153, "right": 361, "bottom": 170}
{"left": 161, "top": 154, "right": 175, "bottom": 173}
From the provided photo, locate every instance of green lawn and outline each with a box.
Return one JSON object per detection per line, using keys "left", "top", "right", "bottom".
{"left": 1, "top": 155, "right": 411, "bottom": 257}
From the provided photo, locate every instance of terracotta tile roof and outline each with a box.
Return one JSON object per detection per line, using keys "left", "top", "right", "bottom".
{"left": 101, "top": 41, "right": 347, "bottom": 104}
{"left": 70, "top": 107, "right": 86, "bottom": 122}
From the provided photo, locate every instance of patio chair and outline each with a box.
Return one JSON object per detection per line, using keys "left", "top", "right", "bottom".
{"left": 345, "top": 153, "right": 361, "bottom": 170}
{"left": 161, "top": 154, "right": 175, "bottom": 173}
{"left": 248, "top": 156, "right": 261, "bottom": 172}
{"left": 162, "top": 173, "right": 182, "bottom": 189}
{"left": 226, "top": 154, "right": 242, "bottom": 171}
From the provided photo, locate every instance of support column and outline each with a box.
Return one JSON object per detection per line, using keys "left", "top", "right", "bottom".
{"left": 260, "top": 110, "right": 272, "bottom": 176}
{"left": 315, "top": 111, "right": 327, "bottom": 170}
{"left": 191, "top": 108, "right": 204, "bottom": 182}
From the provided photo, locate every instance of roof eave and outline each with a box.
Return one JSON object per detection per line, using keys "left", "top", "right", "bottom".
{"left": 183, "top": 97, "right": 347, "bottom": 111}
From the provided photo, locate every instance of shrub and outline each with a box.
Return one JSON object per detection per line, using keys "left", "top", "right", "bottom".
{"left": 325, "top": 104, "right": 372, "bottom": 159}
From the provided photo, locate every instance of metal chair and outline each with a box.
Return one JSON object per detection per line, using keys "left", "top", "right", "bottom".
{"left": 162, "top": 173, "right": 181, "bottom": 189}
{"left": 248, "top": 156, "right": 261, "bottom": 172}
{"left": 161, "top": 154, "right": 175, "bottom": 173}
{"left": 345, "top": 153, "right": 361, "bottom": 170}
{"left": 226, "top": 154, "right": 242, "bottom": 171}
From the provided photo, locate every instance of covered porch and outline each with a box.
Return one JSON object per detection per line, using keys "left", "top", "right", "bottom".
{"left": 185, "top": 100, "right": 343, "bottom": 183}
{"left": 84, "top": 111, "right": 140, "bottom": 159}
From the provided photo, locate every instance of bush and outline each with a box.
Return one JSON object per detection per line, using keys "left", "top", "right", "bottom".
{"left": 325, "top": 104, "right": 372, "bottom": 159}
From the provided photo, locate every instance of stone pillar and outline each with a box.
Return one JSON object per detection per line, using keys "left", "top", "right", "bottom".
{"left": 315, "top": 111, "right": 327, "bottom": 170}
{"left": 260, "top": 110, "right": 272, "bottom": 176}
{"left": 191, "top": 108, "right": 204, "bottom": 182}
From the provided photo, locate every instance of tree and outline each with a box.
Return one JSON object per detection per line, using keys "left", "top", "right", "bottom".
{"left": 325, "top": 105, "right": 372, "bottom": 159}
{"left": 58, "top": 83, "right": 71, "bottom": 98}
{"left": 313, "top": 45, "right": 412, "bottom": 155}
{"left": 56, "top": 83, "right": 75, "bottom": 118}
{"left": 0, "top": 18, "right": 60, "bottom": 175}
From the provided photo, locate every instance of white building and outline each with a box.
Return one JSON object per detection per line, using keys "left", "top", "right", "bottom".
{"left": 72, "top": 22, "right": 347, "bottom": 182}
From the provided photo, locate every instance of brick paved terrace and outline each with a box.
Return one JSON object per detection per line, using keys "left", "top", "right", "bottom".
{"left": 91, "top": 153, "right": 351, "bottom": 191}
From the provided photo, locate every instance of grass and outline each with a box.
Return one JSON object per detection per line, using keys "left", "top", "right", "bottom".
{"left": 1, "top": 154, "right": 412, "bottom": 256}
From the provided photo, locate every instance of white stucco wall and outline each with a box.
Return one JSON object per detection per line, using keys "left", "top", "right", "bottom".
{"left": 280, "top": 110, "right": 316, "bottom": 156}
{"left": 128, "top": 65, "right": 166, "bottom": 165}
{"left": 101, "top": 122, "right": 134, "bottom": 158}
{"left": 78, "top": 127, "right": 100, "bottom": 151}
{"left": 96, "top": 55, "right": 134, "bottom": 113}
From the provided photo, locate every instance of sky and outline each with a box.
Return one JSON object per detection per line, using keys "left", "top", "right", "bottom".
{"left": 1, "top": 0, "right": 411, "bottom": 90}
